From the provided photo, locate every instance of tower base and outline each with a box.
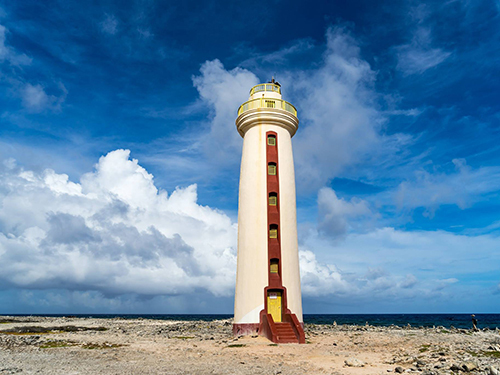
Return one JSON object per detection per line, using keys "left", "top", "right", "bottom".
{"left": 232, "top": 323, "right": 260, "bottom": 336}
{"left": 233, "top": 313, "right": 305, "bottom": 344}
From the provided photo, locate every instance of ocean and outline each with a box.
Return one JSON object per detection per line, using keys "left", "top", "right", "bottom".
{"left": 8, "top": 313, "right": 500, "bottom": 330}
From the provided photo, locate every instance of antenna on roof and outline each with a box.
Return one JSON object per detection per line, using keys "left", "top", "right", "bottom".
{"left": 269, "top": 76, "right": 281, "bottom": 87}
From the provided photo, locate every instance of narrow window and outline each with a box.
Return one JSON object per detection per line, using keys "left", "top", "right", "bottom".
{"left": 269, "top": 192, "right": 277, "bottom": 206}
{"left": 269, "top": 224, "right": 278, "bottom": 239}
{"left": 270, "top": 259, "right": 279, "bottom": 274}
{"left": 268, "top": 162, "right": 276, "bottom": 175}
{"left": 265, "top": 100, "right": 275, "bottom": 108}
{"left": 267, "top": 135, "right": 276, "bottom": 146}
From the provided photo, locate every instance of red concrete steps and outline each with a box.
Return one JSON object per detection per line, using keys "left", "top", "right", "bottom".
{"left": 274, "top": 322, "right": 299, "bottom": 343}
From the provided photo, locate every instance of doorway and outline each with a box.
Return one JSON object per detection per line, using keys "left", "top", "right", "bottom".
{"left": 267, "top": 291, "right": 282, "bottom": 322}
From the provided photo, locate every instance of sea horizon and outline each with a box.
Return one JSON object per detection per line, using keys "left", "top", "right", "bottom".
{"left": 2, "top": 313, "right": 499, "bottom": 330}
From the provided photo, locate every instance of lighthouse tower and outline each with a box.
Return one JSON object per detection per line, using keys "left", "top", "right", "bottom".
{"left": 233, "top": 80, "right": 305, "bottom": 344}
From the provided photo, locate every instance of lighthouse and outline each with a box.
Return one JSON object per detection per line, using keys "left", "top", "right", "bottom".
{"left": 233, "top": 79, "right": 305, "bottom": 344}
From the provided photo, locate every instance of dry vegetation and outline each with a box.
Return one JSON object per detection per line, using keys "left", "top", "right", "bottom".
{"left": 0, "top": 316, "right": 499, "bottom": 375}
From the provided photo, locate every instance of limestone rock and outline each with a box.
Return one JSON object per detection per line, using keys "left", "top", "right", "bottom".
{"left": 450, "top": 364, "right": 462, "bottom": 371}
{"left": 461, "top": 362, "right": 478, "bottom": 372}
{"left": 344, "top": 358, "right": 365, "bottom": 367}
{"left": 416, "top": 359, "right": 426, "bottom": 367}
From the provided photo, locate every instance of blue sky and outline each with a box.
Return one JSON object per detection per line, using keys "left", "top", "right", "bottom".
{"left": 0, "top": 0, "right": 499, "bottom": 314}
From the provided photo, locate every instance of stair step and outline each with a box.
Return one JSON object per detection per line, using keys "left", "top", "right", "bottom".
{"left": 269, "top": 321, "right": 302, "bottom": 344}
{"left": 278, "top": 339, "right": 299, "bottom": 343}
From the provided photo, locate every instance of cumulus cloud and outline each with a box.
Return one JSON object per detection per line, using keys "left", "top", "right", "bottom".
{"left": 288, "top": 26, "right": 390, "bottom": 191}
{"left": 299, "top": 250, "right": 349, "bottom": 297}
{"left": 300, "top": 226, "right": 500, "bottom": 309}
{"left": 192, "top": 59, "right": 259, "bottom": 163}
{"left": 192, "top": 28, "right": 409, "bottom": 191}
{"left": 0, "top": 150, "right": 361, "bottom": 306}
{"left": 0, "top": 150, "right": 237, "bottom": 297}
{"left": 1, "top": 150, "right": 498, "bottom": 311}
{"left": 317, "top": 187, "right": 374, "bottom": 238}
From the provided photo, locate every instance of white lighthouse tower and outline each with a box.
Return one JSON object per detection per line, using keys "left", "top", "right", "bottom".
{"left": 233, "top": 79, "right": 305, "bottom": 344}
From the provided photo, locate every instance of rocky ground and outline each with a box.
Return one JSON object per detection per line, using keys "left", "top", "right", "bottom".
{"left": 0, "top": 316, "right": 499, "bottom": 375}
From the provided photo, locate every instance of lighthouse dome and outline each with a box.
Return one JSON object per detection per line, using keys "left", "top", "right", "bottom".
{"left": 248, "top": 82, "right": 282, "bottom": 100}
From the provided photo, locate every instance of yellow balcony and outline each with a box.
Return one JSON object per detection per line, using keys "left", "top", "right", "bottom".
{"left": 237, "top": 97, "right": 298, "bottom": 117}
{"left": 249, "top": 83, "right": 281, "bottom": 96}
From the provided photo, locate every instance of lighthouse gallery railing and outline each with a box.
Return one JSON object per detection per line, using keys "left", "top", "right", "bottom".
{"left": 237, "top": 98, "right": 297, "bottom": 117}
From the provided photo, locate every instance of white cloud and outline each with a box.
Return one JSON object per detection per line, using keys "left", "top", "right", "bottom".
{"left": 100, "top": 14, "right": 119, "bottom": 35}
{"left": 393, "top": 158, "right": 500, "bottom": 215}
{"left": 19, "top": 82, "right": 67, "bottom": 113}
{"left": 317, "top": 187, "right": 374, "bottom": 238}
{"left": 300, "top": 226, "right": 500, "bottom": 308}
{"left": 192, "top": 28, "right": 410, "bottom": 191}
{"left": 0, "top": 150, "right": 237, "bottom": 297}
{"left": 1, "top": 149, "right": 358, "bottom": 301}
{"left": 21, "top": 84, "right": 50, "bottom": 112}
{"left": 303, "top": 226, "right": 499, "bottom": 285}
{"left": 399, "top": 274, "right": 418, "bottom": 289}
{"left": 299, "top": 250, "right": 349, "bottom": 297}
{"left": 396, "top": 43, "right": 451, "bottom": 75}
{"left": 1, "top": 151, "right": 498, "bottom": 311}
{"left": 288, "top": 27, "right": 386, "bottom": 191}
{"left": 0, "top": 24, "right": 31, "bottom": 66}
{"left": 192, "top": 59, "right": 259, "bottom": 164}
{"left": 0, "top": 24, "right": 66, "bottom": 112}
{"left": 395, "top": 7, "right": 451, "bottom": 75}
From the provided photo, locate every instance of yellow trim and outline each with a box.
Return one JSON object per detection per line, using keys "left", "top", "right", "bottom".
{"left": 237, "top": 98, "right": 297, "bottom": 117}
{"left": 249, "top": 83, "right": 281, "bottom": 96}
{"left": 268, "top": 164, "right": 276, "bottom": 175}
{"left": 269, "top": 229, "right": 278, "bottom": 238}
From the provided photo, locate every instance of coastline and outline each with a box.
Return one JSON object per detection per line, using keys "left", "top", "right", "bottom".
{"left": 1, "top": 316, "right": 499, "bottom": 374}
